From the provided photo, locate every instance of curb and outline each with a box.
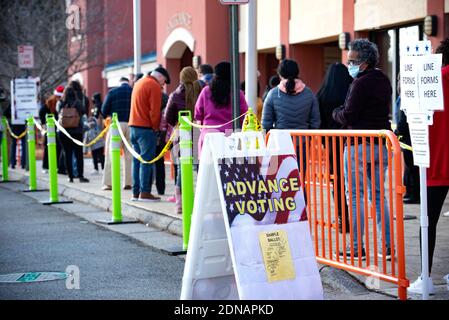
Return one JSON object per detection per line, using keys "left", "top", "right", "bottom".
{"left": 8, "top": 170, "right": 183, "bottom": 237}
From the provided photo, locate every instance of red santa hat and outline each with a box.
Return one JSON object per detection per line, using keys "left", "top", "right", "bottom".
{"left": 54, "top": 85, "right": 64, "bottom": 97}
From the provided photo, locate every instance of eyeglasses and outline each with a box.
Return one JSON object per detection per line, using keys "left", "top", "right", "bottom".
{"left": 347, "top": 59, "right": 364, "bottom": 66}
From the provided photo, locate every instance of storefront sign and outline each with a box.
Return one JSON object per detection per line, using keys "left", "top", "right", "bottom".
{"left": 167, "top": 12, "right": 192, "bottom": 34}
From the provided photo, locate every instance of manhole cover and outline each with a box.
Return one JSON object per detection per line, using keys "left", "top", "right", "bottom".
{"left": 0, "top": 272, "right": 69, "bottom": 283}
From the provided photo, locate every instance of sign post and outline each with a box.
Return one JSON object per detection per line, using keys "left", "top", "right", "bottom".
{"left": 220, "top": 0, "right": 249, "bottom": 131}
{"left": 400, "top": 41, "right": 444, "bottom": 299}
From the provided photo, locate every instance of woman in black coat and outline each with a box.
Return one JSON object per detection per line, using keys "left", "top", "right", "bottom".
{"left": 316, "top": 62, "right": 353, "bottom": 232}
{"left": 56, "top": 86, "right": 89, "bottom": 183}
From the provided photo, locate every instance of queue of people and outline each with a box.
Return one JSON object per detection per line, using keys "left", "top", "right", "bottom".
{"left": 5, "top": 37, "right": 447, "bottom": 296}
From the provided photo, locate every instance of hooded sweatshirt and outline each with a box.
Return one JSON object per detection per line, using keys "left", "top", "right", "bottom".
{"left": 262, "top": 79, "right": 320, "bottom": 130}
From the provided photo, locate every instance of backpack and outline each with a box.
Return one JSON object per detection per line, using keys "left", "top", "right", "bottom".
{"left": 58, "top": 101, "right": 80, "bottom": 129}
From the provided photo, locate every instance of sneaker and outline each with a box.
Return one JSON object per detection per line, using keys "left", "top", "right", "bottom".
{"left": 339, "top": 248, "right": 366, "bottom": 261}
{"left": 408, "top": 276, "right": 435, "bottom": 295}
{"left": 138, "top": 192, "right": 161, "bottom": 202}
{"left": 123, "top": 185, "right": 132, "bottom": 190}
{"left": 68, "top": 177, "right": 74, "bottom": 183}
{"left": 102, "top": 185, "right": 112, "bottom": 191}
{"left": 79, "top": 177, "right": 89, "bottom": 183}
{"left": 131, "top": 194, "right": 139, "bottom": 201}
{"left": 42, "top": 169, "right": 48, "bottom": 174}
{"left": 377, "top": 247, "right": 392, "bottom": 261}
{"left": 167, "top": 196, "right": 176, "bottom": 203}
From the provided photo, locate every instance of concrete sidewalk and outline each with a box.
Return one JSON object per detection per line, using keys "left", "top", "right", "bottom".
{"left": 3, "top": 160, "right": 449, "bottom": 300}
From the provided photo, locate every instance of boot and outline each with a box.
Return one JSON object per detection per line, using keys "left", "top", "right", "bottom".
{"left": 175, "top": 186, "right": 182, "bottom": 214}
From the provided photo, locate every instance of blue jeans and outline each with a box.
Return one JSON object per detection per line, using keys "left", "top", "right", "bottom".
{"left": 344, "top": 143, "right": 391, "bottom": 252}
{"left": 130, "top": 127, "right": 156, "bottom": 195}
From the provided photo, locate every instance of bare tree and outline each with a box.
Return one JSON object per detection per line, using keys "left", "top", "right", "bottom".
{"left": 0, "top": 0, "right": 126, "bottom": 101}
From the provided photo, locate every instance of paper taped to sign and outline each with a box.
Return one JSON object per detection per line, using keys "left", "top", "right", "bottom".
{"left": 259, "top": 230, "right": 296, "bottom": 283}
{"left": 407, "top": 113, "right": 430, "bottom": 168}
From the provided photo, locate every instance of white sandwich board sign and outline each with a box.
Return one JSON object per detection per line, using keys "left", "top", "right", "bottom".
{"left": 181, "top": 130, "right": 323, "bottom": 300}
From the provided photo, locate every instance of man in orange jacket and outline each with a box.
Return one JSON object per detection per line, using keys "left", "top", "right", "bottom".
{"left": 129, "top": 66, "right": 170, "bottom": 202}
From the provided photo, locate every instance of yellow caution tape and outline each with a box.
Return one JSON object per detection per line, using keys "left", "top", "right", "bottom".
{"left": 54, "top": 119, "right": 109, "bottom": 147}
{"left": 115, "top": 117, "right": 177, "bottom": 164}
{"left": 116, "top": 111, "right": 250, "bottom": 164}
{"left": 5, "top": 121, "right": 27, "bottom": 140}
{"left": 242, "top": 108, "right": 262, "bottom": 132}
{"left": 400, "top": 142, "right": 413, "bottom": 152}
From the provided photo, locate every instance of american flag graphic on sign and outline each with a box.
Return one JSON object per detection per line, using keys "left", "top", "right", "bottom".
{"left": 219, "top": 154, "right": 308, "bottom": 227}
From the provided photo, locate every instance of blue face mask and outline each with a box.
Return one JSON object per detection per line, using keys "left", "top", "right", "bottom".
{"left": 348, "top": 65, "right": 360, "bottom": 78}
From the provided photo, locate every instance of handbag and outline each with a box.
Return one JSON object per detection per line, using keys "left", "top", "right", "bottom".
{"left": 58, "top": 103, "right": 80, "bottom": 128}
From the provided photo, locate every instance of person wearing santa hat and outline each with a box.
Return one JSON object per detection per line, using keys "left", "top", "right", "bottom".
{"left": 39, "top": 85, "right": 66, "bottom": 174}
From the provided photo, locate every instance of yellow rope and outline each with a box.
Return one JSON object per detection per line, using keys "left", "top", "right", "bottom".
{"left": 116, "top": 117, "right": 177, "bottom": 164}
{"left": 5, "top": 121, "right": 27, "bottom": 139}
{"left": 54, "top": 119, "right": 109, "bottom": 147}
{"left": 117, "top": 111, "right": 250, "bottom": 164}
{"left": 84, "top": 124, "right": 110, "bottom": 147}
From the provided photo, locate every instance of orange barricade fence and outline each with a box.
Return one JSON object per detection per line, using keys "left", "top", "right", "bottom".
{"left": 266, "top": 129, "right": 409, "bottom": 300}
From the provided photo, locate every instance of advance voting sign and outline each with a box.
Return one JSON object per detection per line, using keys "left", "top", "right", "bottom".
{"left": 181, "top": 130, "right": 323, "bottom": 300}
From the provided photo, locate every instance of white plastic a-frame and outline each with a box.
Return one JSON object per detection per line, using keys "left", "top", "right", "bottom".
{"left": 180, "top": 130, "right": 323, "bottom": 300}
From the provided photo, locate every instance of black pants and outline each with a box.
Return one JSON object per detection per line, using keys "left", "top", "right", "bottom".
{"left": 91, "top": 147, "right": 104, "bottom": 171}
{"left": 403, "top": 149, "right": 420, "bottom": 199}
{"left": 149, "top": 143, "right": 165, "bottom": 195}
{"left": 419, "top": 186, "right": 449, "bottom": 274}
{"left": 59, "top": 132, "right": 84, "bottom": 179}
{"left": 42, "top": 135, "right": 65, "bottom": 172}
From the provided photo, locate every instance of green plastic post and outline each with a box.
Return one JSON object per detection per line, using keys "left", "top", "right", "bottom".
{"left": 27, "top": 116, "right": 37, "bottom": 190}
{"left": 1, "top": 117, "right": 8, "bottom": 181}
{"left": 179, "top": 111, "right": 194, "bottom": 251}
{"left": 111, "top": 113, "right": 122, "bottom": 222}
{"left": 46, "top": 114, "right": 59, "bottom": 202}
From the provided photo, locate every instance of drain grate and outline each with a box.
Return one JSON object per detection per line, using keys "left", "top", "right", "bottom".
{"left": 0, "top": 272, "right": 69, "bottom": 283}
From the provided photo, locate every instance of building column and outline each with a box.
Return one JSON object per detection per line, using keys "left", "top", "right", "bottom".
{"left": 341, "top": 0, "right": 355, "bottom": 63}
{"left": 427, "top": 0, "right": 445, "bottom": 50}
{"left": 280, "top": 0, "right": 291, "bottom": 58}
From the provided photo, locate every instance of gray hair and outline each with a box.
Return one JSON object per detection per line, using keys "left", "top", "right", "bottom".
{"left": 349, "top": 39, "right": 379, "bottom": 68}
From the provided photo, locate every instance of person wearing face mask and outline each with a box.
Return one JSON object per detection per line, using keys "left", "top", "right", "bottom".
{"left": 333, "top": 39, "right": 392, "bottom": 261}
{"left": 128, "top": 66, "right": 170, "bottom": 202}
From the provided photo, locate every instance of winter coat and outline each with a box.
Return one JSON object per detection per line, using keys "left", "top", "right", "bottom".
{"left": 262, "top": 79, "right": 320, "bottom": 130}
